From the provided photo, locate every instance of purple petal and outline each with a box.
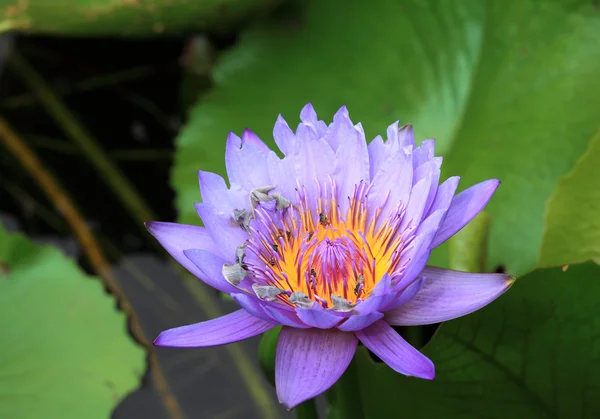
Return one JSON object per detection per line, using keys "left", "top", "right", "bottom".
{"left": 395, "top": 209, "right": 447, "bottom": 290}
{"left": 273, "top": 115, "right": 296, "bottom": 155}
{"left": 367, "top": 144, "right": 413, "bottom": 223}
{"left": 301, "top": 104, "right": 329, "bottom": 138}
{"left": 292, "top": 129, "right": 336, "bottom": 197}
{"left": 394, "top": 123, "right": 415, "bottom": 148}
{"left": 323, "top": 106, "right": 353, "bottom": 150}
{"left": 382, "top": 278, "right": 424, "bottom": 311}
{"left": 337, "top": 311, "right": 383, "bottom": 332}
{"left": 264, "top": 305, "right": 311, "bottom": 328}
{"left": 195, "top": 202, "right": 248, "bottom": 259}
{"left": 412, "top": 139, "right": 435, "bottom": 168}
{"left": 367, "top": 134, "right": 386, "bottom": 180}
{"left": 146, "top": 221, "right": 219, "bottom": 281}
{"left": 426, "top": 176, "right": 460, "bottom": 216}
{"left": 355, "top": 320, "right": 434, "bottom": 379}
{"left": 276, "top": 327, "right": 358, "bottom": 408}
{"left": 242, "top": 128, "right": 270, "bottom": 154}
{"left": 154, "top": 309, "right": 274, "bottom": 347}
{"left": 300, "top": 103, "right": 318, "bottom": 124}
{"left": 225, "top": 132, "right": 272, "bottom": 191}
{"left": 230, "top": 292, "right": 274, "bottom": 322}
{"left": 198, "top": 171, "right": 246, "bottom": 214}
{"left": 385, "top": 267, "right": 514, "bottom": 326}
{"left": 267, "top": 152, "right": 298, "bottom": 205}
{"left": 412, "top": 159, "right": 440, "bottom": 216}
{"left": 399, "top": 174, "right": 433, "bottom": 232}
{"left": 296, "top": 307, "right": 342, "bottom": 329}
{"left": 332, "top": 118, "right": 370, "bottom": 213}
{"left": 183, "top": 249, "right": 239, "bottom": 294}
{"left": 432, "top": 179, "right": 500, "bottom": 248}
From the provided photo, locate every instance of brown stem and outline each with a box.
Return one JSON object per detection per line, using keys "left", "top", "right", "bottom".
{"left": 0, "top": 117, "right": 185, "bottom": 419}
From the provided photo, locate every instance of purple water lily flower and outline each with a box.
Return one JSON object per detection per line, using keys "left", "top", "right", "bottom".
{"left": 148, "top": 104, "right": 514, "bottom": 409}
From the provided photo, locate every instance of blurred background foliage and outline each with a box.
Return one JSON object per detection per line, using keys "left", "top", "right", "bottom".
{"left": 0, "top": 0, "right": 599, "bottom": 418}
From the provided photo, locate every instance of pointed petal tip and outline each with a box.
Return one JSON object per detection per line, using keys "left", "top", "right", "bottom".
{"left": 153, "top": 334, "right": 164, "bottom": 346}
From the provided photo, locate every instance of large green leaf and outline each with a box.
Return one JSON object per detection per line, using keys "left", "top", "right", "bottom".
{"left": 354, "top": 263, "right": 600, "bottom": 418}
{"left": 174, "top": 0, "right": 600, "bottom": 276}
{"left": 539, "top": 130, "right": 600, "bottom": 268}
{"left": 0, "top": 0, "right": 280, "bottom": 36}
{"left": 0, "top": 224, "right": 145, "bottom": 418}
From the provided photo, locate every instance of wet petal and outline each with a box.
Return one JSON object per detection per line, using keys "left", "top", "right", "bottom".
{"left": 355, "top": 320, "right": 434, "bottom": 379}
{"left": 432, "top": 179, "right": 500, "bottom": 247}
{"left": 276, "top": 327, "right": 358, "bottom": 408}
{"left": 154, "top": 309, "right": 275, "bottom": 347}
{"left": 385, "top": 267, "right": 514, "bottom": 326}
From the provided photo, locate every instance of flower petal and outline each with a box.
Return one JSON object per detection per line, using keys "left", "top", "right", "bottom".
{"left": 367, "top": 144, "right": 413, "bottom": 222}
{"left": 355, "top": 320, "right": 434, "bottom": 379}
{"left": 276, "top": 327, "right": 358, "bottom": 408}
{"left": 264, "top": 305, "right": 311, "bottom": 328}
{"left": 337, "top": 311, "right": 383, "bottom": 332}
{"left": 198, "top": 170, "right": 246, "bottom": 214}
{"left": 146, "top": 221, "right": 219, "bottom": 282}
{"left": 183, "top": 249, "right": 239, "bottom": 294}
{"left": 412, "top": 138, "right": 435, "bottom": 168}
{"left": 432, "top": 179, "right": 500, "bottom": 247}
{"left": 382, "top": 278, "right": 423, "bottom": 311}
{"left": 273, "top": 114, "right": 296, "bottom": 155}
{"left": 241, "top": 128, "right": 270, "bottom": 154}
{"left": 225, "top": 132, "right": 272, "bottom": 192}
{"left": 230, "top": 292, "right": 273, "bottom": 322}
{"left": 385, "top": 267, "right": 514, "bottom": 326}
{"left": 295, "top": 307, "right": 342, "bottom": 329}
{"left": 154, "top": 309, "right": 274, "bottom": 347}
{"left": 195, "top": 202, "right": 248, "bottom": 259}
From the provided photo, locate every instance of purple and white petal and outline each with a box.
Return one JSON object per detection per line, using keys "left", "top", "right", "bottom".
{"left": 154, "top": 309, "right": 275, "bottom": 347}
{"left": 355, "top": 320, "right": 434, "bottom": 379}
{"left": 276, "top": 327, "right": 358, "bottom": 409}
{"left": 385, "top": 267, "right": 514, "bottom": 326}
{"left": 432, "top": 179, "right": 500, "bottom": 248}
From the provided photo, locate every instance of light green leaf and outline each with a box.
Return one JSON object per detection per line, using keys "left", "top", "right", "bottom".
{"left": 539, "top": 130, "right": 600, "bottom": 268}
{"left": 355, "top": 263, "right": 600, "bottom": 418}
{"left": 0, "top": 224, "right": 145, "bottom": 419}
{"left": 173, "top": 0, "right": 600, "bottom": 276}
{"left": 0, "top": 0, "right": 281, "bottom": 36}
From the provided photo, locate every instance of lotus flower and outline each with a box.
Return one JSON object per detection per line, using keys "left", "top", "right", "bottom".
{"left": 148, "top": 104, "right": 513, "bottom": 408}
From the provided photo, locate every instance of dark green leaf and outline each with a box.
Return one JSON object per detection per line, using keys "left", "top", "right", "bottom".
{"left": 173, "top": 0, "right": 600, "bottom": 276}
{"left": 355, "top": 263, "right": 600, "bottom": 418}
